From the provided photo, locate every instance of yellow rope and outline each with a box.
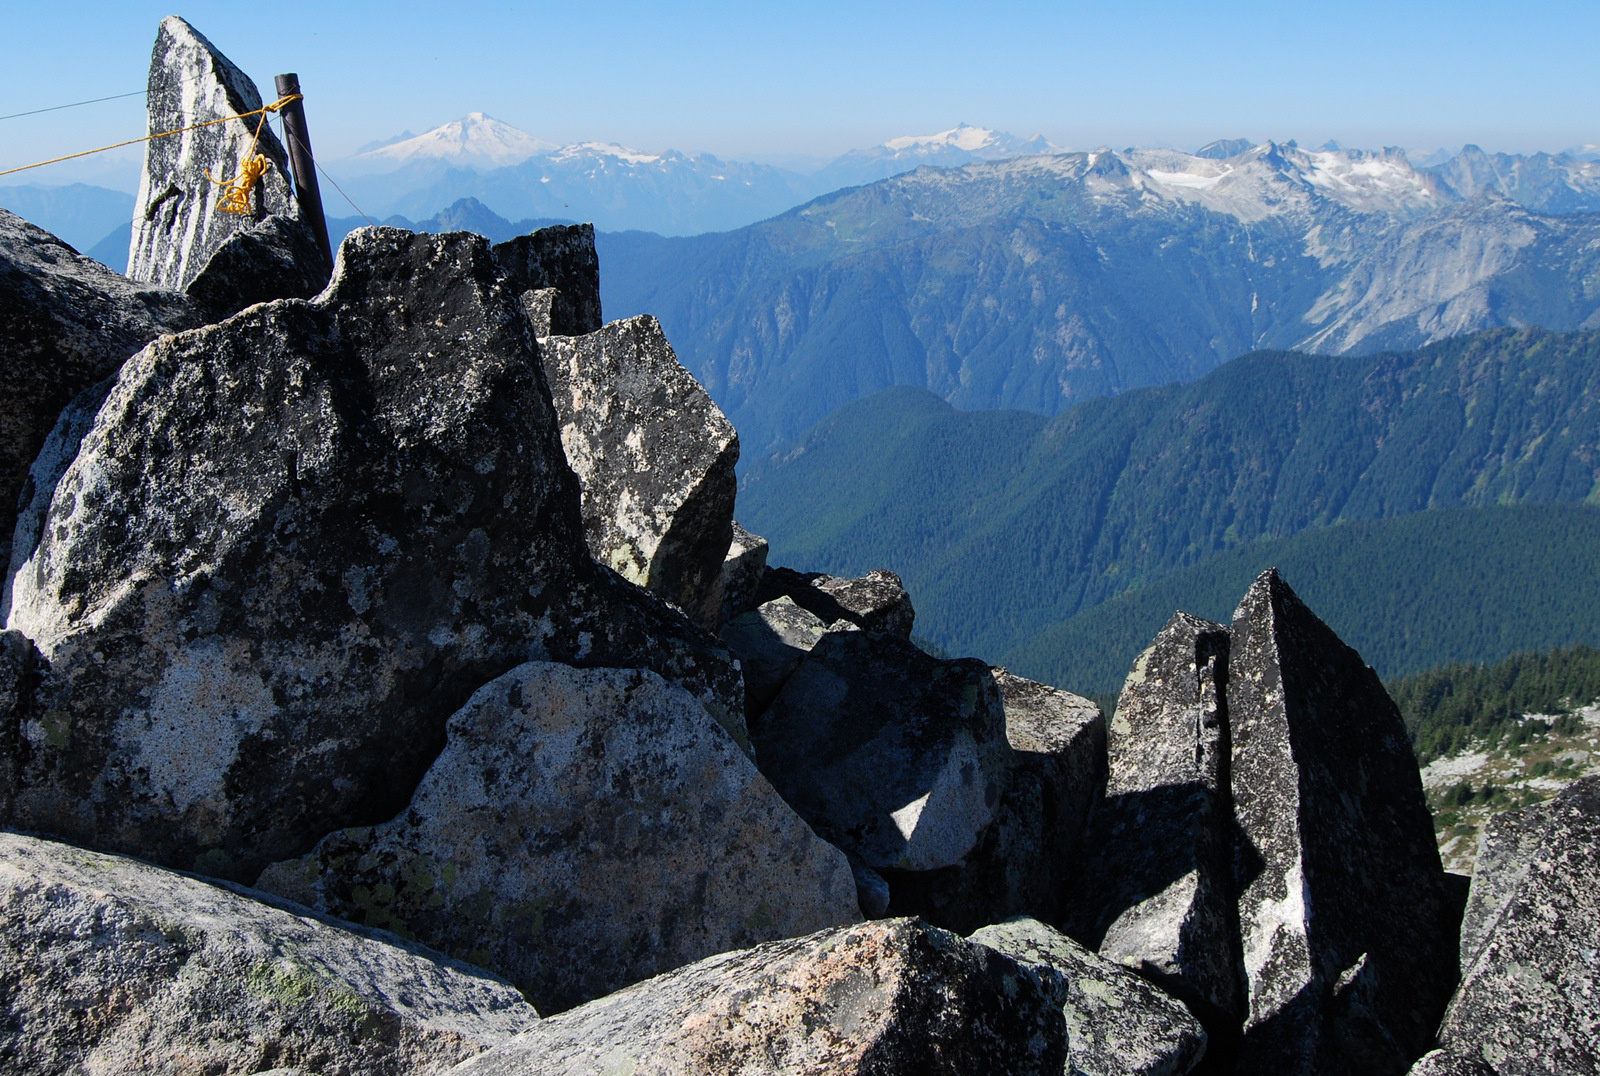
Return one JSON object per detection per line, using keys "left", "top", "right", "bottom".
{"left": 0, "top": 93, "right": 303, "bottom": 181}
{"left": 207, "top": 99, "right": 280, "bottom": 214}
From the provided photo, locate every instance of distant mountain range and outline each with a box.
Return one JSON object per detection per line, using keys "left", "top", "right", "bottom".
{"left": 601, "top": 140, "right": 1600, "bottom": 449}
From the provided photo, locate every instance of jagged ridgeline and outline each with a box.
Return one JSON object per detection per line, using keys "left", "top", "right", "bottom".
{"left": 3, "top": 15, "right": 1599, "bottom": 1076}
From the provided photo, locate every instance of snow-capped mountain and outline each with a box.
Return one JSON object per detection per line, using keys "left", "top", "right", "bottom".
{"left": 348, "top": 112, "right": 557, "bottom": 170}
{"left": 806, "top": 124, "right": 1061, "bottom": 190}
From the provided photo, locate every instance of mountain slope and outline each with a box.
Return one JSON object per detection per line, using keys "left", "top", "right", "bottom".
{"left": 736, "top": 328, "right": 1600, "bottom": 662}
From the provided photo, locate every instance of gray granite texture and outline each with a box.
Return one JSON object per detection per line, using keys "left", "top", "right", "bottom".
{"left": 493, "top": 223, "right": 602, "bottom": 336}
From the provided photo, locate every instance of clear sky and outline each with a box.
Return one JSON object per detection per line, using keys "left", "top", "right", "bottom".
{"left": 3, "top": 0, "right": 1597, "bottom": 186}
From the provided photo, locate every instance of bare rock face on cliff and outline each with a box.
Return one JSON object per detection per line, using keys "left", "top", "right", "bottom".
{"left": 450, "top": 918, "right": 1069, "bottom": 1076}
{"left": 0, "top": 209, "right": 198, "bottom": 569}
{"left": 127, "top": 17, "right": 300, "bottom": 291}
{"left": 1065, "top": 612, "right": 1244, "bottom": 1029}
{"left": 493, "top": 223, "right": 603, "bottom": 337}
{"left": 0, "top": 831, "right": 536, "bottom": 1076}
{"left": 2, "top": 227, "right": 739, "bottom": 882}
{"left": 1228, "top": 570, "right": 1455, "bottom": 1075}
{"left": 258, "top": 661, "right": 859, "bottom": 1015}
{"left": 539, "top": 315, "right": 738, "bottom": 627}
{"left": 1419, "top": 775, "right": 1600, "bottom": 1076}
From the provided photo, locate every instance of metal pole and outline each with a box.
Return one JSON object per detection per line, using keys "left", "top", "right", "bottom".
{"left": 273, "top": 73, "right": 333, "bottom": 271}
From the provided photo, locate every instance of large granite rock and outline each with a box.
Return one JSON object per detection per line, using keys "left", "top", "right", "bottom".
{"left": 971, "top": 917, "right": 1209, "bottom": 1076}
{"left": 0, "top": 208, "right": 197, "bottom": 569}
{"left": 715, "top": 519, "right": 769, "bottom": 627}
{"left": 1228, "top": 569, "right": 1455, "bottom": 1075}
{"left": 1424, "top": 776, "right": 1600, "bottom": 1075}
{"left": 1065, "top": 613, "right": 1244, "bottom": 1029}
{"left": 539, "top": 314, "right": 738, "bottom": 627}
{"left": 450, "top": 918, "right": 1069, "bottom": 1076}
{"left": 759, "top": 565, "right": 916, "bottom": 637}
{"left": 0, "top": 830, "right": 536, "bottom": 1076}
{"left": 492, "top": 223, "right": 602, "bottom": 337}
{"left": 721, "top": 595, "right": 852, "bottom": 717}
{"left": 2, "top": 227, "right": 739, "bottom": 882}
{"left": 258, "top": 661, "right": 859, "bottom": 1015}
{"left": 128, "top": 16, "right": 300, "bottom": 292}
{"left": 183, "top": 212, "right": 332, "bottom": 321}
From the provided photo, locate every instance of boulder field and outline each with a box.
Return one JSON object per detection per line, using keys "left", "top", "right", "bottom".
{"left": 0, "top": 16, "right": 1595, "bottom": 1076}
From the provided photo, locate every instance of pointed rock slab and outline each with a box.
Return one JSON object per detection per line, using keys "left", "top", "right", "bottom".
{"left": 1428, "top": 776, "right": 1600, "bottom": 1075}
{"left": 257, "top": 661, "right": 860, "bottom": 1015}
{"left": 1064, "top": 613, "right": 1243, "bottom": 1028}
{"left": 493, "top": 223, "right": 602, "bottom": 337}
{"left": 971, "top": 917, "right": 1208, "bottom": 1076}
{"left": 449, "top": 918, "right": 1069, "bottom": 1076}
{"left": 128, "top": 17, "right": 299, "bottom": 292}
{"left": 182, "top": 212, "right": 332, "bottom": 321}
{"left": 0, "top": 831, "right": 536, "bottom": 1076}
{"left": 1228, "top": 570, "right": 1455, "bottom": 1075}
{"left": 539, "top": 315, "right": 738, "bottom": 627}
{"left": 3, "top": 227, "right": 740, "bottom": 882}
{"left": 0, "top": 208, "right": 198, "bottom": 569}
{"left": 759, "top": 565, "right": 917, "bottom": 637}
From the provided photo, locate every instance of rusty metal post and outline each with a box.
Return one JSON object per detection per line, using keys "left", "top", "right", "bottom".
{"left": 273, "top": 72, "right": 333, "bottom": 270}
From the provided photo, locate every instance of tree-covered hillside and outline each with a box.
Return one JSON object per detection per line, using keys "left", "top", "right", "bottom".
{"left": 738, "top": 329, "right": 1600, "bottom": 665}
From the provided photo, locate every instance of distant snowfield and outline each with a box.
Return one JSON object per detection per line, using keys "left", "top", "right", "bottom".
{"left": 1145, "top": 169, "right": 1223, "bottom": 190}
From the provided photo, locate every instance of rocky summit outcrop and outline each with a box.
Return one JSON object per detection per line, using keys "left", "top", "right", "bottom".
{"left": 1065, "top": 613, "right": 1244, "bottom": 1028}
{"left": 2, "top": 226, "right": 739, "bottom": 882}
{"left": 1228, "top": 569, "right": 1455, "bottom": 1075}
{"left": 721, "top": 595, "right": 856, "bottom": 717}
{"left": 539, "top": 314, "right": 738, "bottom": 627}
{"left": 493, "top": 223, "right": 603, "bottom": 337}
{"left": 182, "top": 212, "right": 333, "bottom": 321}
{"left": 714, "top": 519, "right": 769, "bottom": 626}
{"left": 0, "top": 830, "right": 536, "bottom": 1076}
{"left": 450, "top": 918, "right": 1069, "bottom": 1076}
{"left": 257, "top": 661, "right": 859, "bottom": 1014}
{"left": 759, "top": 565, "right": 917, "bottom": 637}
{"left": 0, "top": 209, "right": 198, "bottom": 569}
{"left": 971, "top": 917, "right": 1208, "bottom": 1076}
{"left": 1417, "top": 775, "right": 1600, "bottom": 1075}
{"left": 128, "top": 17, "right": 303, "bottom": 293}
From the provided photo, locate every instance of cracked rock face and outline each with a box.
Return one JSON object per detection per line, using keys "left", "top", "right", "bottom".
{"left": 971, "top": 917, "right": 1208, "bottom": 1076}
{"left": 539, "top": 314, "right": 738, "bottom": 626}
{"left": 2, "top": 227, "right": 739, "bottom": 882}
{"left": 451, "top": 918, "right": 1069, "bottom": 1076}
{"left": 759, "top": 565, "right": 916, "bottom": 637}
{"left": 1424, "top": 775, "right": 1600, "bottom": 1076}
{"left": 0, "top": 831, "right": 536, "bottom": 1076}
{"left": 128, "top": 16, "right": 299, "bottom": 292}
{"left": 0, "top": 208, "right": 198, "bottom": 569}
{"left": 1064, "top": 612, "right": 1243, "bottom": 1028}
{"left": 1228, "top": 569, "right": 1455, "bottom": 1075}
{"left": 493, "top": 223, "right": 602, "bottom": 337}
{"left": 257, "top": 661, "right": 859, "bottom": 1016}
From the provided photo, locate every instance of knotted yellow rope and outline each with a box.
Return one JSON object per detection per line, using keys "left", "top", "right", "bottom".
{"left": 207, "top": 95, "right": 296, "bottom": 214}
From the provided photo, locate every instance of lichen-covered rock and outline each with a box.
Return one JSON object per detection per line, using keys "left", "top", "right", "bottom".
{"left": 1406, "top": 1050, "right": 1497, "bottom": 1076}
{"left": 2, "top": 227, "right": 739, "bottom": 882}
{"left": 257, "top": 661, "right": 859, "bottom": 1015}
{"left": 886, "top": 669, "right": 1105, "bottom": 933}
{"left": 492, "top": 223, "right": 602, "bottom": 336}
{"left": 0, "top": 830, "right": 536, "bottom": 1076}
{"left": 971, "top": 917, "right": 1208, "bottom": 1076}
{"left": 1228, "top": 570, "right": 1455, "bottom": 1075}
{"left": 183, "top": 212, "right": 331, "bottom": 320}
{"left": 1064, "top": 613, "right": 1243, "bottom": 1028}
{"left": 1427, "top": 776, "right": 1600, "bottom": 1075}
{"left": 721, "top": 595, "right": 852, "bottom": 717}
{"left": 0, "top": 208, "right": 197, "bottom": 568}
{"left": 450, "top": 918, "right": 1069, "bottom": 1076}
{"left": 715, "top": 520, "right": 769, "bottom": 627}
{"left": 128, "top": 16, "right": 299, "bottom": 292}
{"left": 539, "top": 315, "right": 738, "bottom": 627}
{"left": 759, "top": 565, "right": 916, "bottom": 637}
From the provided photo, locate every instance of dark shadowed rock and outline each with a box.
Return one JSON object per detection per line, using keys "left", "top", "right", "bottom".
{"left": 971, "top": 917, "right": 1208, "bottom": 1076}
{"left": 128, "top": 16, "right": 299, "bottom": 291}
{"left": 0, "top": 209, "right": 197, "bottom": 568}
{"left": 1428, "top": 776, "right": 1600, "bottom": 1075}
{"left": 183, "top": 213, "right": 332, "bottom": 320}
{"left": 539, "top": 315, "right": 738, "bottom": 627}
{"left": 450, "top": 918, "right": 1069, "bottom": 1076}
{"left": 1064, "top": 613, "right": 1244, "bottom": 1030}
{"left": 1228, "top": 569, "right": 1455, "bottom": 1075}
{"left": 0, "top": 831, "right": 536, "bottom": 1076}
{"left": 715, "top": 520, "right": 769, "bottom": 627}
{"left": 759, "top": 565, "right": 916, "bottom": 637}
{"left": 492, "top": 223, "right": 602, "bottom": 336}
{"left": 258, "top": 661, "right": 858, "bottom": 1015}
{"left": 720, "top": 595, "right": 854, "bottom": 718}
{"left": 2, "top": 227, "right": 739, "bottom": 882}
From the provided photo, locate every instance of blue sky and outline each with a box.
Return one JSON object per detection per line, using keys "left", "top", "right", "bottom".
{"left": 4, "top": 0, "right": 1597, "bottom": 185}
